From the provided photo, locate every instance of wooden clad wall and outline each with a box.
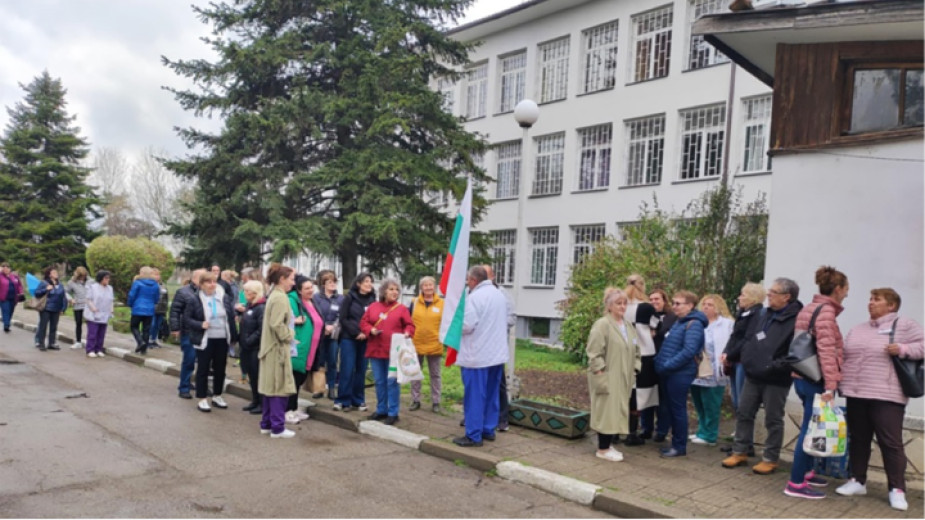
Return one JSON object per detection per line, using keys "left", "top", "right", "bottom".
{"left": 771, "top": 41, "right": 923, "bottom": 151}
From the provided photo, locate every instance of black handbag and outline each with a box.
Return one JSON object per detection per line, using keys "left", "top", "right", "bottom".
{"left": 888, "top": 318, "right": 924, "bottom": 398}
{"left": 785, "top": 304, "right": 825, "bottom": 383}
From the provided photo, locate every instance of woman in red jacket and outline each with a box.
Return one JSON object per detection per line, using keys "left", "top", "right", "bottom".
{"left": 784, "top": 266, "right": 848, "bottom": 501}
{"left": 361, "top": 279, "right": 414, "bottom": 425}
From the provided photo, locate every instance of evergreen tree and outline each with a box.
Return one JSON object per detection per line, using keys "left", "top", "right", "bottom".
{"left": 0, "top": 72, "right": 101, "bottom": 274}
{"left": 163, "top": 0, "right": 488, "bottom": 281}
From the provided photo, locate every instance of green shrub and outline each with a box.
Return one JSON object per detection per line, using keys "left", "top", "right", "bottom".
{"left": 85, "top": 236, "right": 176, "bottom": 302}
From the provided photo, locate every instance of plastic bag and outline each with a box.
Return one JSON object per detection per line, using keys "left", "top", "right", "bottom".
{"left": 803, "top": 393, "right": 847, "bottom": 458}
{"left": 390, "top": 334, "right": 423, "bottom": 384}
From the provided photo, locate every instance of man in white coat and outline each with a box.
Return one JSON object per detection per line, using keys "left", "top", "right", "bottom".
{"left": 453, "top": 266, "right": 510, "bottom": 447}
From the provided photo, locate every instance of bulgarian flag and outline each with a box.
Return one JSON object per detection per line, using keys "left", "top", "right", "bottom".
{"left": 439, "top": 178, "right": 472, "bottom": 367}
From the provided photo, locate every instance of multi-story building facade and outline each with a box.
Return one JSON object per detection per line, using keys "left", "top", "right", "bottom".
{"left": 445, "top": 0, "right": 774, "bottom": 341}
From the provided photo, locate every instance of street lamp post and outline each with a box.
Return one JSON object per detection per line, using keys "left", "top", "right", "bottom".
{"left": 508, "top": 99, "right": 539, "bottom": 392}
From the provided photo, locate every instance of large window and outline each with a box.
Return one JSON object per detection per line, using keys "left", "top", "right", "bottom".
{"left": 679, "top": 104, "right": 725, "bottom": 180}
{"left": 437, "top": 77, "right": 456, "bottom": 114}
{"left": 491, "top": 230, "right": 516, "bottom": 286}
{"left": 538, "top": 38, "right": 570, "bottom": 103}
{"left": 581, "top": 20, "right": 619, "bottom": 94}
{"left": 687, "top": 0, "right": 728, "bottom": 70}
{"left": 572, "top": 224, "right": 606, "bottom": 264}
{"left": 742, "top": 96, "right": 772, "bottom": 173}
{"left": 577, "top": 124, "right": 612, "bottom": 191}
{"left": 495, "top": 141, "right": 521, "bottom": 199}
{"left": 625, "top": 114, "right": 665, "bottom": 186}
{"left": 499, "top": 51, "right": 527, "bottom": 113}
{"left": 631, "top": 5, "right": 673, "bottom": 82}
{"left": 532, "top": 133, "right": 565, "bottom": 196}
{"left": 848, "top": 65, "right": 924, "bottom": 134}
{"left": 465, "top": 63, "right": 488, "bottom": 119}
{"left": 529, "top": 227, "right": 559, "bottom": 286}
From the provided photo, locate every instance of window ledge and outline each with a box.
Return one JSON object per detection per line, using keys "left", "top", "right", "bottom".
{"left": 770, "top": 128, "right": 923, "bottom": 155}
{"left": 465, "top": 115, "right": 487, "bottom": 122}
{"left": 492, "top": 196, "right": 519, "bottom": 202}
{"left": 494, "top": 109, "right": 514, "bottom": 117}
{"left": 571, "top": 187, "right": 610, "bottom": 194}
{"left": 577, "top": 86, "right": 616, "bottom": 98}
{"left": 671, "top": 176, "right": 720, "bottom": 185}
{"left": 538, "top": 97, "right": 567, "bottom": 107}
{"left": 528, "top": 192, "right": 563, "bottom": 199}
{"left": 625, "top": 75, "right": 669, "bottom": 87}
{"left": 735, "top": 170, "right": 772, "bottom": 178}
{"left": 618, "top": 182, "right": 661, "bottom": 190}
{"left": 522, "top": 285, "right": 557, "bottom": 290}
{"left": 682, "top": 62, "right": 731, "bottom": 74}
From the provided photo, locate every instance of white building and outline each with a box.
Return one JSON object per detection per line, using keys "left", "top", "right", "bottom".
{"left": 446, "top": 0, "right": 774, "bottom": 341}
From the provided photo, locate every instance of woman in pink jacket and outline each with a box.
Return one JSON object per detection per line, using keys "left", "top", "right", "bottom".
{"left": 834, "top": 288, "right": 923, "bottom": 511}
{"left": 784, "top": 266, "right": 848, "bottom": 501}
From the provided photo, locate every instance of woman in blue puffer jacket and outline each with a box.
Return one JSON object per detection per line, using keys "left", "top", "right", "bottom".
{"left": 34, "top": 266, "right": 68, "bottom": 351}
{"left": 654, "top": 290, "right": 707, "bottom": 458}
{"left": 127, "top": 266, "right": 162, "bottom": 354}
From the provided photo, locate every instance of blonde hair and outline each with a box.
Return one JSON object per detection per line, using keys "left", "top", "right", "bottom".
{"left": 199, "top": 272, "right": 217, "bottom": 284}
{"left": 71, "top": 266, "right": 89, "bottom": 282}
{"left": 698, "top": 293, "right": 732, "bottom": 318}
{"left": 624, "top": 274, "right": 648, "bottom": 303}
{"left": 602, "top": 287, "right": 627, "bottom": 315}
{"left": 740, "top": 282, "right": 765, "bottom": 308}
{"left": 418, "top": 276, "right": 436, "bottom": 290}
{"left": 243, "top": 280, "right": 265, "bottom": 300}
{"left": 138, "top": 266, "right": 155, "bottom": 279}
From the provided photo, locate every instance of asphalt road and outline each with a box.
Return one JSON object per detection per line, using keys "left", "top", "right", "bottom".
{"left": 0, "top": 326, "right": 608, "bottom": 518}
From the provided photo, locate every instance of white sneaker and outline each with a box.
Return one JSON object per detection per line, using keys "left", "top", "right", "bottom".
{"left": 270, "top": 429, "right": 296, "bottom": 439}
{"left": 358, "top": 404, "right": 369, "bottom": 412}
{"left": 889, "top": 489, "right": 908, "bottom": 511}
{"left": 197, "top": 399, "right": 211, "bottom": 412}
{"left": 690, "top": 436, "right": 717, "bottom": 446}
{"left": 87, "top": 352, "right": 97, "bottom": 358}
{"left": 211, "top": 396, "right": 228, "bottom": 409}
{"left": 284, "top": 411, "right": 301, "bottom": 424}
{"left": 595, "top": 447, "right": 624, "bottom": 462}
{"left": 71, "top": 342, "right": 82, "bottom": 349}
{"left": 260, "top": 428, "right": 271, "bottom": 435}
{"left": 294, "top": 410, "right": 310, "bottom": 421}
{"left": 835, "top": 478, "right": 867, "bottom": 496}
{"left": 97, "top": 351, "right": 105, "bottom": 357}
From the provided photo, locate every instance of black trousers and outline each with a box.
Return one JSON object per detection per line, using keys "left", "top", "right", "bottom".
{"left": 73, "top": 309, "right": 84, "bottom": 343}
{"left": 288, "top": 370, "right": 309, "bottom": 411}
{"left": 129, "top": 315, "right": 152, "bottom": 347}
{"left": 195, "top": 338, "right": 229, "bottom": 399}
{"left": 846, "top": 397, "right": 907, "bottom": 491}
{"left": 240, "top": 347, "right": 261, "bottom": 403}
{"left": 498, "top": 366, "right": 510, "bottom": 427}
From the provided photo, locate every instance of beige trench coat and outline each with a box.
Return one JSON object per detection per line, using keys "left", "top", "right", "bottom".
{"left": 586, "top": 314, "right": 641, "bottom": 435}
{"left": 258, "top": 287, "right": 296, "bottom": 397}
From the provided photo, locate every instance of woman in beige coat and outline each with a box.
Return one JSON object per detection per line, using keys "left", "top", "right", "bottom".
{"left": 258, "top": 264, "right": 298, "bottom": 439}
{"left": 586, "top": 287, "right": 641, "bottom": 462}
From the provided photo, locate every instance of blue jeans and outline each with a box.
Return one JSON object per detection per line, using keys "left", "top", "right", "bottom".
{"left": 149, "top": 314, "right": 163, "bottom": 341}
{"left": 642, "top": 378, "right": 672, "bottom": 436}
{"left": 178, "top": 334, "right": 196, "bottom": 394}
{"left": 324, "top": 336, "right": 339, "bottom": 389}
{"left": 0, "top": 300, "right": 14, "bottom": 330}
{"left": 461, "top": 364, "right": 504, "bottom": 443}
{"left": 336, "top": 338, "right": 367, "bottom": 407}
{"left": 790, "top": 378, "right": 825, "bottom": 483}
{"left": 730, "top": 363, "right": 746, "bottom": 410}
{"left": 35, "top": 310, "right": 60, "bottom": 347}
{"left": 662, "top": 370, "right": 695, "bottom": 453}
{"left": 369, "top": 357, "right": 400, "bottom": 417}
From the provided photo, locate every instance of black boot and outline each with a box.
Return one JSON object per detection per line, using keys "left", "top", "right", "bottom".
{"left": 131, "top": 329, "right": 146, "bottom": 354}
{"left": 243, "top": 401, "right": 258, "bottom": 412}
{"left": 249, "top": 405, "right": 263, "bottom": 415}
{"left": 624, "top": 433, "right": 645, "bottom": 446}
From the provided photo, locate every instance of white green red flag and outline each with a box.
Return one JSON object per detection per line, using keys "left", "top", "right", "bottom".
{"left": 439, "top": 178, "right": 472, "bottom": 367}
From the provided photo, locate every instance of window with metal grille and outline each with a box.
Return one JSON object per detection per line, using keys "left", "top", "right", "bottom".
{"left": 616, "top": 221, "right": 642, "bottom": 242}
{"left": 625, "top": 115, "right": 665, "bottom": 186}
{"left": 532, "top": 133, "right": 565, "bottom": 196}
{"left": 495, "top": 141, "right": 521, "bottom": 199}
{"left": 529, "top": 227, "right": 559, "bottom": 286}
{"left": 465, "top": 63, "right": 488, "bottom": 119}
{"left": 499, "top": 52, "right": 527, "bottom": 113}
{"left": 679, "top": 104, "right": 725, "bottom": 180}
{"left": 577, "top": 124, "right": 612, "bottom": 191}
{"left": 742, "top": 96, "right": 772, "bottom": 173}
{"left": 491, "top": 230, "right": 516, "bottom": 286}
{"left": 572, "top": 224, "right": 606, "bottom": 264}
{"left": 687, "top": 0, "right": 728, "bottom": 70}
{"left": 470, "top": 152, "right": 486, "bottom": 191}
{"left": 437, "top": 77, "right": 456, "bottom": 114}
{"left": 581, "top": 20, "right": 619, "bottom": 94}
{"left": 631, "top": 5, "right": 673, "bottom": 82}
{"left": 538, "top": 38, "right": 570, "bottom": 103}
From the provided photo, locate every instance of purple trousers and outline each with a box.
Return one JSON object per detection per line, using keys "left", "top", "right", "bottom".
{"left": 85, "top": 322, "right": 107, "bottom": 354}
{"left": 261, "top": 396, "right": 288, "bottom": 434}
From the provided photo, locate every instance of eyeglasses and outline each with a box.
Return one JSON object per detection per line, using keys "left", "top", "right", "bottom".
{"left": 671, "top": 301, "right": 686, "bottom": 307}
{"left": 767, "top": 290, "right": 785, "bottom": 296}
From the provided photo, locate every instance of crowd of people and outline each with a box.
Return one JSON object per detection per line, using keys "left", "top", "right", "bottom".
{"left": 587, "top": 269, "right": 923, "bottom": 511}
{"left": 2, "top": 258, "right": 922, "bottom": 511}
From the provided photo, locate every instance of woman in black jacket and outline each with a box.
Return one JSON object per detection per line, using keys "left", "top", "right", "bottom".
{"left": 238, "top": 280, "right": 266, "bottom": 414}
{"left": 722, "top": 283, "right": 766, "bottom": 411}
{"left": 333, "top": 272, "right": 376, "bottom": 412}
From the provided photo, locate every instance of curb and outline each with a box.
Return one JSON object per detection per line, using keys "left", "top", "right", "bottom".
{"left": 8, "top": 318, "right": 680, "bottom": 517}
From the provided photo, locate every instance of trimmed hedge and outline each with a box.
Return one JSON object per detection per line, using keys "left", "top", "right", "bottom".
{"left": 85, "top": 236, "right": 175, "bottom": 302}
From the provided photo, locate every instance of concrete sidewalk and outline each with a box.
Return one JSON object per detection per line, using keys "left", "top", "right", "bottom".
{"left": 9, "top": 313, "right": 923, "bottom": 518}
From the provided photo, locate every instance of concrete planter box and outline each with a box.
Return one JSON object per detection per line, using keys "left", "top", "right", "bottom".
{"left": 508, "top": 399, "right": 590, "bottom": 439}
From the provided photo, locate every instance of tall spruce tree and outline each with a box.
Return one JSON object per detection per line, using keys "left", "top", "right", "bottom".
{"left": 0, "top": 72, "right": 100, "bottom": 274}
{"left": 163, "top": 0, "right": 488, "bottom": 281}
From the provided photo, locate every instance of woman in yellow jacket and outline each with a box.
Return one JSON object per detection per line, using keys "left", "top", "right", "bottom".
{"left": 409, "top": 276, "right": 445, "bottom": 413}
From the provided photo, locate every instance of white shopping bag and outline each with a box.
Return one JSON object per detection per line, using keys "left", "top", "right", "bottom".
{"left": 390, "top": 334, "right": 424, "bottom": 384}
{"left": 802, "top": 394, "right": 847, "bottom": 458}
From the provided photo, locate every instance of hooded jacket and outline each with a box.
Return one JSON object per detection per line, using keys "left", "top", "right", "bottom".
{"left": 238, "top": 298, "right": 266, "bottom": 351}
{"left": 127, "top": 278, "right": 161, "bottom": 317}
{"left": 740, "top": 300, "right": 803, "bottom": 387}
{"left": 339, "top": 286, "right": 377, "bottom": 341}
{"left": 654, "top": 309, "right": 708, "bottom": 376}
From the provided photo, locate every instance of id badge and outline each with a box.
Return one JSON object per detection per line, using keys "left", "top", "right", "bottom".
{"left": 756, "top": 331, "right": 767, "bottom": 341}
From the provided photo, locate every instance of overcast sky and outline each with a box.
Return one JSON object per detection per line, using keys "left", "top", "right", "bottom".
{"left": 0, "top": 0, "right": 522, "bottom": 163}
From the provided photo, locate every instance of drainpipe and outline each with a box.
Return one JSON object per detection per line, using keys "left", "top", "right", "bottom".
{"left": 722, "top": 62, "right": 736, "bottom": 186}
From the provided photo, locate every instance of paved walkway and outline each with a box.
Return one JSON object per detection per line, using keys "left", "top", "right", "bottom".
{"left": 9, "top": 312, "right": 923, "bottom": 518}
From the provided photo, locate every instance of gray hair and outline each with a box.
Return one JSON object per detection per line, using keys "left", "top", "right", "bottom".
{"left": 773, "top": 277, "right": 800, "bottom": 303}
{"left": 467, "top": 265, "right": 488, "bottom": 284}
{"left": 419, "top": 276, "right": 436, "bottom": 290}
{"left": 242, "top": 280, "right": 265, "bottom": 300}
{"left": 603, "top": 287, "right": 627, "bottom": 314}
{"left": 378, "top": 278, "right": 401, "bottom": 303}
